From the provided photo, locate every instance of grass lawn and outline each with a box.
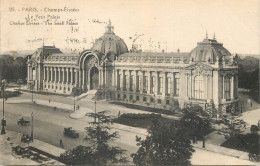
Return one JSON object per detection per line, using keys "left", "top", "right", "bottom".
{"left": 221, "top": 133, "right": 259, "bottom": 156}
{"left": 113, "top": 113, "right": 178, "bottom": 130}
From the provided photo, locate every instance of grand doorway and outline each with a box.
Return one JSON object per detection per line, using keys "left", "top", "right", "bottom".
{"left": 90, "top": 67, "right": 99, "bottom": 90}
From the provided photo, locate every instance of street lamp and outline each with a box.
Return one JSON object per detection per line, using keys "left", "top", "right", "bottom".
{"left": 31, "top": 112, "right": 33, "bottom": 142}
{"left": 94, "top": 100, "right": 97, "bottom": 123}
{"left": 153, "top": 94, "right": 155, "bottom": 109}
{"left": 1, "top": 79, "right": 7, "bottom": 134}
{"left": 29, "top": 81, "right": 35, "bottom": 103}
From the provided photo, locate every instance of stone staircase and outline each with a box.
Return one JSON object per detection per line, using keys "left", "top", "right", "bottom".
{"left": 76, "top": 89, "right": 97, "bottom": 101}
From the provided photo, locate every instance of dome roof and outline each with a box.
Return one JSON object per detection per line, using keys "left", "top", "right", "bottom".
{"left": 91, "top": 20, "right": 128, "bottom": 56}
{"left": 189, "top": 35, "right": 231, "bottom": 63}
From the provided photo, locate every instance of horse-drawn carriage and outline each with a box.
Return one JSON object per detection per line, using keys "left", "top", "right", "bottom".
{"left": 17, "top": 117, "right": 30, "bottom": 126}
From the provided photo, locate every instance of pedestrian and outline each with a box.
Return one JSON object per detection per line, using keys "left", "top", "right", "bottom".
{"left": 251, "top": 102, "right": 252, "bottom": 107}
{"left": 60, "top": 139, "right": 63, "bottom": 148}
{"left": 243, "top": 123, "right": 246, "bottom": 129}
{"left": 49, "top": 99, "right": 51, "bottom": 103}
{"left": 192, "top": 136, "right": 195, "bottom": 144}
{"left": 194, "top": 136, "right": 197, "bottom": 144}
{"left": 118, "top": 111, "right": 121, "bottom": 117}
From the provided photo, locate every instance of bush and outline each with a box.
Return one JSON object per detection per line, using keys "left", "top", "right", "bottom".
{"left": 120, "top": 113, "right": 161, "bottom": 119}
{"left": 0, "top": 90, "right": 21, "bottom": 98}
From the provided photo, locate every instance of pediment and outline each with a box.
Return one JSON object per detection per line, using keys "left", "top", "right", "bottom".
{"left": 185, "top": 62, "right": 213, "bottom": 74}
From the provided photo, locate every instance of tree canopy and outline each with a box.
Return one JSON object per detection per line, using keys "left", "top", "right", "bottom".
{"left": 131, "top": 119, "right": 194, "bottom": 165}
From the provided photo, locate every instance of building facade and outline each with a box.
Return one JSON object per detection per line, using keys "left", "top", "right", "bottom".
{"left": 27, "top": 21, "right": 239, "bottom": 115}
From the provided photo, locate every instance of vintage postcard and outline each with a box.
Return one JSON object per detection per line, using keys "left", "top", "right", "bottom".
{"left": 0, "top": 0, "right": 259, "bottom": 165}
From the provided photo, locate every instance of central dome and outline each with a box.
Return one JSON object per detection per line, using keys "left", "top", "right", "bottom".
{"left": 189, "top": 34, "right": 231, "bottom": 63}
{"left": 91, "top": 20, "right": 128, "bottom": 56}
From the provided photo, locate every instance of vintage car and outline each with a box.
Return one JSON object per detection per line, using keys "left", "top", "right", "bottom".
{"left": 64, "top": 127, "right": 79, "bottom": 138}
{"left": 17, "top": 117, "right": 30, "bottom": 126}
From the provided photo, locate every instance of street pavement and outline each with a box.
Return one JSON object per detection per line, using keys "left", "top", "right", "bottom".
{"left": 1, "top": 89, "right": 259, "bottom": 165}
{"left": 0, "top": 130, "right": 63, "bottom": 165}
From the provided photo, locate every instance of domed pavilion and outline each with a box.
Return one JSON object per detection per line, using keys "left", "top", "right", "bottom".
{"left": 27, "top": 22, "right": 238, "bottom": 115}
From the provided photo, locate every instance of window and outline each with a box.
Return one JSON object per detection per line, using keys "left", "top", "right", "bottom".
{"left": 167, "top": 77, "right": 172, "bottom": 94}
{"left": 143, "top": 97, "right": 146, "bottom": 102}
{"left": 136, "top": 96, "right": 140, "bottom": 101}
{"left": 224, "top": 76, "right": 231, "bottom": 99}
{"left": 130, "top": 95, "right": 133, "bottom": 100}
{"left": 123, "top": 94, "right": 126, "bottom": 99}
{"left": 158, "top": 99, "right": 162, "bottom": 104}
{"left": 159, "top": 77, "right": 163, "bottom": 93}
{"left": 151, "top": 98, "right": 154, "bottom": 102}
{"left": 166, "top": 99, "right": 170, "bottom": 105}
{"left": 194, "top": 75, "right": 204, "bottom": 99}
{"left": 117, "top": 94, "right": 120, "bottom": 99}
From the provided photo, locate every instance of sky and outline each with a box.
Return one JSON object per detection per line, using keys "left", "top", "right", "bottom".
{"left": 0, "top": 0, "right": 259, "bottom": 55}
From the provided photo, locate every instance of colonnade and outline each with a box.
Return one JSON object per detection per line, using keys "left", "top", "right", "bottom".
{"left": 114, "top": 69, "right": 180, "bottom": 97}
{"left": 43, "top": 66, "right": 79, "bottom": 92}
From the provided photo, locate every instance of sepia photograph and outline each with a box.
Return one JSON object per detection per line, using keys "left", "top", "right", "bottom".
{"left": 0, "top": 0, "right": 259, "bottom": 165}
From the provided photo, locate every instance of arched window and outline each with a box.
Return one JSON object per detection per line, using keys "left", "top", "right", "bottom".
{"left": 224, "top": 76, "right": 231, "bottom": 99}
{"left": 194, "top": 75, "right": 204, "bottom": 99}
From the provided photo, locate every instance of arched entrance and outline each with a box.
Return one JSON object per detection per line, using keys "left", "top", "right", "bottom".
{"left": 90, "top": 67, "right": 99, "bottom": 90}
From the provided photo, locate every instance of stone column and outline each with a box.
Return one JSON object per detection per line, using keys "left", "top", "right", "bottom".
{"left": 172, "top": 73, "right": 175, "bottom": 96}
{"left": 231, "top": 75, "right": 234, "bottom": 99}
{"left": 82, "top": 69, "right": 85, "bottom": 89}
{"left": 62, "top": 67, "right": 65, "bottom": 83}
{"left": 27, "top": 65, "right": 30, "bottom": 81}
{"left": 71, "top": 68, "right": 74, "bottom": 84}
{"left": 47, "top": 67, "right": 50, "bottom": 82}
{"left": 133, "top": 70, "right": 136, "bottom": 92}
{"left": 128, "top": 70, "right": 131, "bottom": 92}
{"left": 155, "top": 71, "right": 159, "bottom": 95}
{"left": 75, "top": 68, "right": 79, "bottom": 87}
{"left": 79, "top": 69, "right": 82, "bottom": 88}
{"left": 147, "top": 71, "right": 151, "bottom": 94}
{"left": 43, "top": 66, "right": 46, "bottom": 81}
{"left": 54, "top": 67, "right": 57, "bottom": 83}
{"left": 222, "top": 75, "right": 225, "bottom": 99}
{"left": 66, "top": 68, "right": 69, "bottom": 83}
{"left": 119, "top": 70, "right": 123, "bottom": 91}
{"left": 139, "top": 71, "right": 143, "bottom": 94}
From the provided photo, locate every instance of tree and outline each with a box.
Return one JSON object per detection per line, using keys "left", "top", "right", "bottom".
{"left": 218, "top": 114, "right": 246, "bottom": 139}
{"left": 60, "top": 111, "right": 128, "bottom": 165}
{"left": 131, "top": 119, "right": 194, "bottom": 165}
{"left": 180, "top": 105, "right": 211, "bottom": 139}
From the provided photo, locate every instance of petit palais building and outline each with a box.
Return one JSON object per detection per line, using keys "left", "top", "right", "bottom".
{"left": 27, "top": 21, "right": 239, "bottom": 115}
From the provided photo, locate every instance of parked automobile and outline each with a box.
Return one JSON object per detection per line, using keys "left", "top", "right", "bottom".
{"left": 64, "top": 127, "right": 79, "bottom": 138}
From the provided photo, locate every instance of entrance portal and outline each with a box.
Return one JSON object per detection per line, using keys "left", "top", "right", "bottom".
{"left": 90, "top": 67, "right": 99, "bottom": 90}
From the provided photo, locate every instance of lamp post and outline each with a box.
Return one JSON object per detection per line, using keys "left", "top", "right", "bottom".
{"left": 154, "top": 94, "right": 155, "bottom": 109}
{"left": 1, "top": 79, "right": 7, "bottom": 134}
{"left": 202, "top": 121, "right": 206, "bottom": 148}
{"left": 73, "top": 93, "right": 75, "bottom": 112}
{"left": 31, "top": 112, "right": 33, "bottom": 142}
{"left": 94, "top": 100, "right": 97, "bottom": 123}
{"left": 29, "top": 81, "right": 34, "bottom": 103}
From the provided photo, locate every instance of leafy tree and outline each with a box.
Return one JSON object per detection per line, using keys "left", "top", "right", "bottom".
{"left": 180, "top": 105, "right": 211, "bottom": 139}
{"left": 72, "top": 87, "right": 82, "bottom": 96}
{"left": 131, "top": 119, "right": 194, "bottom": 165}
{"left": 218, "top": 114, "right": 246, "bottom": 139}
{"left": 60, "top": 111, "right": 128, "bottom": 165}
